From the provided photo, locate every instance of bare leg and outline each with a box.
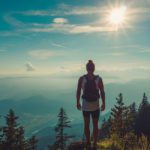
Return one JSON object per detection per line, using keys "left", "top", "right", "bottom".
{"left": 83, "top": 116, "right": 90, "bottom": 144}
{"left": 92, "top": 118, "right": 99, "bottom": 144}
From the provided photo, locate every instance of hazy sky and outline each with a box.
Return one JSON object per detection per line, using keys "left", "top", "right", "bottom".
{"left": 0, "top": 0, "right": 150, "bottom": 83}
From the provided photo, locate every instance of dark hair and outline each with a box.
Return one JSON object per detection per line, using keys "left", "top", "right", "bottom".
{"left": 86, "top": 60, "right": 95, "bottom": 72}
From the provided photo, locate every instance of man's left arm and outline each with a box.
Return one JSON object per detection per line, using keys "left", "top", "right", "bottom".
{"left": 98, "top": 78, "right": 105, "bottom": 111}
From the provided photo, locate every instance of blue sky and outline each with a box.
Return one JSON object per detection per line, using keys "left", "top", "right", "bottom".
{"left": 0, "top": 0, "right": 150, "bottom": 83}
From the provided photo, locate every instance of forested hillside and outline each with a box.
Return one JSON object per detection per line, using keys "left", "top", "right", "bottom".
{"left": 0, "top": 93, "right": 150, "bottom": 150}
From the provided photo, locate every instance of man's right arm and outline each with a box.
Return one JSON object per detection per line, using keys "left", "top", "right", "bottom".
{"left": 76, "top": 77, "right": 82, "bottom": 110}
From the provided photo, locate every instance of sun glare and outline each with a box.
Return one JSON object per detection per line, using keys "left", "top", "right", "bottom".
{"left": 109, "top": 6, "right": 127, "bottom": 25}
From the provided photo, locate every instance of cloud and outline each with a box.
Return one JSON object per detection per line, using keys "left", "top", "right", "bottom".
{"left": 28, "top": 50, "right": 64, "bottom": 59}
{"left": 137, "top": 47, "right": 150, "bottom": 53}
{"left": 137, "top": 66, "right": 150, "bottom": 70}
{"left": 105, "top": 52, "right": 126, "bottom": 56}
{"left": 69, "top": 25, "right": 117, "bottom": 34}
{"left": 2, "top": 11, "right": 117, "bottom": 35}
{"left": 25, "top": 62, "right": 35, "bottom": 71}
{"left": 53, "top": 18, "right": 68, "bottom": 24}
{"left": 118, "top": 45, "right": 150, "bottom": 53}
{"left": 2, "top": 3, "right": 150, "bottom": 36}
{"left": 63, "top": 6, "right": 104, "bottom": 15}
{"left": 105, "top": 45, "right": 150, "bottom": 54}
{"left": 20, "top": 4, "right": 105, "bottom": 16}
{"left": 4, "top": 13, "right": 25, "bottom": 27}
{"left": 0, "top": 31, "right": 20, "bottom": 37}
{"left": 51, "top": 42, "right": 66, "bottom": 48}
{"left": 57, "top": 63, "right": 84, "bottom": 74}
{"left": 57, "top": 4, "right": 107, "bottom": 16}
{"left": 27, "top": 23, "right": 117, "bottom": 34}
{"left": 97, "top": 64, "right": 150, "bottom": 72}
{"left": 19, "top": 3, "right": 150, "bottom": 17}
{"left": 21, "top": 10, "right": 52, "bottom": 16}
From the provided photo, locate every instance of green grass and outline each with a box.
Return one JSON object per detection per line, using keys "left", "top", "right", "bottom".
{"left": 95, "top": 139, "right": 113, "bottom": 150}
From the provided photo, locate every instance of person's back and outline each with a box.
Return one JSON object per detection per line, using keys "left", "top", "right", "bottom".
{"left": 76, "top": 60, "right": 105, "bottom": 149}
{"left": 82, "top": 74, "right": 100, "bottom": 103}
{"left": 81, "top": 73, "right": 102, "bottom": 111}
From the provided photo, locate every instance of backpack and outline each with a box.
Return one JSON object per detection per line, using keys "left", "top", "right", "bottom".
{"left": 82, "top": 75, "right": 100, "bottom": 102}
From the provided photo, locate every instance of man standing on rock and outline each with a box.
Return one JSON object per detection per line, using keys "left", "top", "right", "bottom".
{"left": 76, "top": 60, "right": 105, "bottom": 149}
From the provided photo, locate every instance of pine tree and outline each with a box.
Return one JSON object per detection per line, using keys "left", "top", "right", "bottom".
{"left": 136, "top": 93, "right": 150, "bottom": 137}
{"left": 2, "top": 109, "right": 20, "bottom": 150}
{"left": 138, "top": 93, "right": 148, "bottom": 112}
{"left": 53, "top": 107, "right": 72, "bottom": 150}
{"left": 122, "top": 102, "right": 138, "bottom": 149}
{"left": 16, "top": 126, "right": 27, "bottom": 150}
{"left": 0, "top": 110, "right": 38, "bottom": 150}
{"left": 27, "top": 135, "right": 38, "bottom": 150}
{"left": 128, "top": 102, "right": 137, "bottom": 132}
{"left": 111, "top": 93, "right": 127, "bottom": 138}
{"left": 110, "top": 93, "right": 133, "bottom": 149}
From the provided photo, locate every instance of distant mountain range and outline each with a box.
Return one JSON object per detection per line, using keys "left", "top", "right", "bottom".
{"left": 0, "top": 95, "right": 79, "bottom": 136}
{"left": 0, "top": 94, "right": 110, "bottom": 149}
{"left": 0, "top": 94, "right": 110, "bottom": 135}
{"left": 0, "top": 77, "right": 150, "bottom": 149}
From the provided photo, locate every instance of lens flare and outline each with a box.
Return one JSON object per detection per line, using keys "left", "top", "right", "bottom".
{"left": 109, "top": 6, "right": 127, "bottom": 25}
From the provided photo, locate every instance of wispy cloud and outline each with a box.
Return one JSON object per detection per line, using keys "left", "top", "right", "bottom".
{"left": 108, "top": 45, "right": 139, "bottom": 49}
{"left": 69, "top": 25, "right": 117, "bottom": 34}
{"left": 26, "top": 22, "right": 117, "bottom": 34}
{"left": 19, "top": 3, "right": 150, "bottom": 17}
{"left": 53, "top": 18, "right": 68, "bottom": 24}
{"left": 0, "top": 31, "right": 20, "bottom": 37}
{"left": 4, "top": 13, "right": 25, "bottom": 27}
{"left": 137, "top": 47, "right": 150, "bottom": 53}
{"left": 21, "top": 4, "right": 106, "bottom": 16}
{"left": 28, "top": 49, "right": 64, "bottom": 59}
{"left": 129, "top": 7, "right": 150, "bottom": 14}
{"left": 97, "top": 64, "right": 150, "bottom": 72}
{"left": 51, "top": 42, "right": 67, "bottom": 48}
{"left": 2, "top": 2, "right": 150, "bottom": 36}
{"left": 21, "top": 10, "right": 52, "bottom": 16}
{"left": 2, "top": 11, "right": 118, "bottom": 35}
{"left": 105, "top": 45, "right": 150, "bottom": 54}
{"left": 56, "top": 63, "right": 84, "bottom": 74}
{"left": 105, "top": 52, "right": 126, "bottom": 56}
{"left": 62, "top": 5, "right": 105, "bottom": 15}
{"left": 25, "top": 62, "right": 35, "bottom": 71}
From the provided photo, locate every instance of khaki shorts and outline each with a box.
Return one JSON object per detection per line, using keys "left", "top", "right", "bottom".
{"left": 82, "top": 108, "right": 100, "bottom": 119}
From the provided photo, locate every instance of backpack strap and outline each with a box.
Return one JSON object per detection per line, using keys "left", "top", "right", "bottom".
{"left": 84, "top": 74, "right": 98, "bottom": 81}
{"left": 94, "top": 75, "right": 98, "bottom": 80}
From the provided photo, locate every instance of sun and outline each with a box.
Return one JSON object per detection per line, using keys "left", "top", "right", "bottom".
{"left": 109, "top": 6, "right": 127, "bottom": 26}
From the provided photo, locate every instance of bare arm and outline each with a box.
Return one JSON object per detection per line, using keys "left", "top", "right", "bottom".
{"left": 98, "top": 78, "right": 105, "bottom": 111}
{"left": 76, "top": 77, "right": 82, "bottom": 110}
